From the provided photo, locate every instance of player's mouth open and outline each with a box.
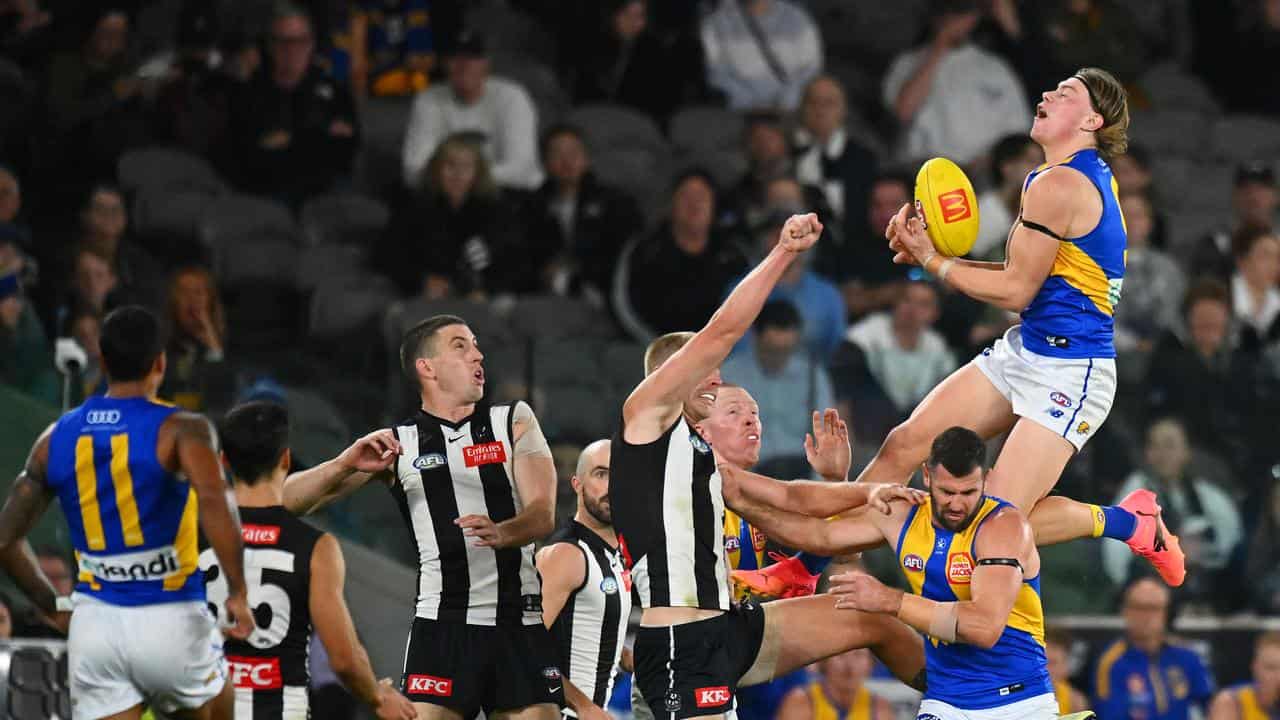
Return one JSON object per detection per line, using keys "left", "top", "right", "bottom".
{"left": 745, "top": 433, "right": 759, "bottom": 443}
{"left": 473, "top": 369, "right": 485, "bottom": 383}
{"left": 1035, "top": 106, "right": 1048, "bottom": 119}
{"left": 699, "top": 393, "right": 716, "bottom": 402}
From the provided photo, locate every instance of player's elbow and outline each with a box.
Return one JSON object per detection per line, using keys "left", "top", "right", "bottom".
{"left": 999, "top": 279, "right": 1039, "bottom": 312}
{"left": 960, "top": 619, "right": 1004, "bottom": 649}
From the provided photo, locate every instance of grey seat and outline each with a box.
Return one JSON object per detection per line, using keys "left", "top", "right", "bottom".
{"left": 199, "top": 194, "right": 297, "bottom": 251}
{"left": 1210, "top": 115, "right": 1280, "bottom": 164}
{"left": 511, "top": 295, "right": 619, "bottom": 342}
{"left": 118, "top": 146, "right": 226, "bottom": 194}
{"left": 308, "top": 275, "right": 398, "bottom": 339}
{"left": 536, "top": 384, "right": 616, "bottom": 444}
{"left": 492, "top": 60, "right": 567, "bottom": 132}
{"left": 670, "top": 106, "right": 744, "bottom": 154}
{"left": 283, "top": 385, "right": 351, "bottom": 466}
{"left": 359, "top": 96, "right": 414, "bottom": 193}
{"left": 531, "top": 337, "right": 606, "bottom": 386}
{"left": 601, "top": 340, "right": 646, "bottom": 392}
{"left": 299, "top": 192, "right": 390, "bottom": 248}
{"left": 568, "top": 103, "right": 668, "bottom": 156}
{"left": 1139, "top": 62, "right": 1220, "bottom": 115}
{"left": 1127, "top": 110, "right": 1210, "bottom": 157}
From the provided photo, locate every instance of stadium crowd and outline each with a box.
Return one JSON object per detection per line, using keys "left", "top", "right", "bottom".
{"left": 1, "top": 0, "right": 1279, "bottom": 718}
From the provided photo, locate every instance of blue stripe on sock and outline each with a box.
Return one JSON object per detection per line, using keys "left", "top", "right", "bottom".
{"left": 1062, "top": 359, "right": 1094, "bottom": 438}
{"left": 1101, "top": 504, "right": 1138, "bottom": 541}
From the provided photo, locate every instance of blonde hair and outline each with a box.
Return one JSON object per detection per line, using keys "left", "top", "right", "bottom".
{"left": 1258, "top": 631, "right": 1280, "bottom": 655}
{"left": 1074, "top": 67, "right": 1129, "bottom": 160}
{"left": 643, "top": 332, "right": 694, "bottom": 376}
{"left": 422, "top": 133, "right": 497, "bottom": 199}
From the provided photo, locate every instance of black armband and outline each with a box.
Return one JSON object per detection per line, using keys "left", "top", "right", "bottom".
{"left": 976, "top": 557, "right": 1024, "bottom": 573}
{"left": 1018, "top": 218, "right": 1065, "bottom": 242}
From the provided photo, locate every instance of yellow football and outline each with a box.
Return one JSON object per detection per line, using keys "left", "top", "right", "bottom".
{"left": 914, "top": 157, "right": 980, "bottom": 257}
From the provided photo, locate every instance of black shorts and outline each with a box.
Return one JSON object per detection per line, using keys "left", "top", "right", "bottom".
{"left": 399, "top": 617, "right": 565, "bottom": 718}
{"left": 633, "top": 603, "right": 766, "bottom": 720}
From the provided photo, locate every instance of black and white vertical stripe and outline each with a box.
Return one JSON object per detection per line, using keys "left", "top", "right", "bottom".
{"left": 389, "top": 402, "right": 542, "bottom": 626}
{"left": 550, "top": 523, "right": 631, "bottom": 709}
{"left": 611, "top": 417, "right": 730, "bottom": 612}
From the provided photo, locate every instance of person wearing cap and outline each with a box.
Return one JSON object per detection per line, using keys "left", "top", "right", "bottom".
{"left": 401, "top": 29, "right": 543, "bottom": 190}
{"left": 1190, "top": 163, "right": 1280, "bottom": 283}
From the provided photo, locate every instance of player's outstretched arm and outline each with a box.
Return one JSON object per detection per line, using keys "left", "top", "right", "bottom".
{"left": 0, "top": 424, "right": 66, "bottom": 626}
{"left": 283, "top": 429, "right": 401, "bottom": 515}
{"left": 311, "top": 534, "right": 417, "bottom": 720}
{"left": 622, "top": 214, "right": 822, "bottom": 433}
{"left": 174, "top": 412, "right": 253, "bottom": 640}
{"left": 535, "top": 544, "right": 609, "bottom": 720}
{"left": 721, "top": 460, "right": 926, "bottom": 520}
{"left": 457, "top": 402, "right": 556, "bottom": 548}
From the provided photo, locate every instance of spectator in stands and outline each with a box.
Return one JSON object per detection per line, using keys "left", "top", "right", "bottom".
{"left": 158, "top": 266, "right": 231, "bottom": 412}
{"left": 0, "top": 0, "right": 50, "bottom": 63}
{"left": 0, "top": 164, "right": 21, "bottom": 227}
{"left": 381, "top": 133, "right": 523, "bottom": 300}
{"left": 1143, "top": 280, "right": 1250, "bottom": 463}
{"left": 66, "top": 247, "right": 116, "bottom": 316}
{"left": 974, "top": 134, "right": 1042, "bottom": 260}
{"left": 0, "top": 590, "right": 11, "bottom": 640}
{"left": 1109, "top": 144, "right": 1169, "bottom": 250}
{"left": 524, "top": 124, "right": 642, "bottom": 304}
{"left": 619, "top": 169, "right": 748, "bottom": 336}
{"left": 401, "top": 30, "right": 542, "bottom": 190}
{"left": 1246, "top": 482, "right": 1280, "bottom": 615}
{"left": 1114, "top": 191, "right": 1186, "bottom": 353}
{"left": 1230, "top": 225, "right": 1280, "bottom": 348}
{"left": 775, "top": 648, "right": 893, "bottom": 720}
{"left": 227, "top": 3, "right": 358, "bottom": 206}
{"left": 564, "top": 0, "right": 695, "bottom": 124}
{"left": 882, "top": 0, "right": 1029, "bottom": 165}
{"left": 1093, "top": 577, "right": 1215, "bottom": 719}
{"left": 1210, "top": 0, "right": 1280, "bottom": 115}
{"left": 1192, "top": 163, "right": 1279, "bottom": 282}
{"left": 1102, "top": 418, "right": 1244, "bottom": 609}
{"left": 44, "top": 9, "right": 146, "bottom": 178}
{"left": 728, "top": 206, "right": 844, "bottom": 360}
{"left": 34, "top": 545, "right": 71, "bottom": 596}
{"left": 0, "top": 250, "right": 55, "bottom": 403}
{"left": 332, "top": 0, "right": 434, "bottom": 99}
{"left": 66, "top": 304, "right": 105, "bottom": 404}
{"left": 721, "top": 299, "right": 833, "bottom": 475}
{"left": 727, "top": 112, "right": 800, "bottom": 232}
{"left": 841, "top": 172, "right": 913, "bottom": 318}
{"left": 791, "top": 74, "right": 877, "bottom": 236}
{"left": 148, "top": 2, "right": 235, "bottom": 157}
{"left": 844, "top": 279, "right": 957, "bottom": 418}
{"left": 1209, "top": 632, "right": 1280, "bottom": 717}
{"left": 64, "top": 184, "right": 162, "bottom": 312}
{"left": 1039, "top": 0, "right": 1153, "bottom": 83}
{"left": 699, "top": 0, "right": 823, "bottom": 112}
{"left": 1045, "top": 627, "right": 1089, "bottom": 716}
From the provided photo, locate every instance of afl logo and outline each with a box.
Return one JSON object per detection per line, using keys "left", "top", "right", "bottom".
{"left": 689, "top": 434, "right": 711, "bottom": 454}
{"left": 413, "top": 453, "right": 446, "bottom": 470}
{"left": 1049, "top": 392, "right": 1072, "bottom": 408}
{"left": 600, "top": 577, "right": 619, "bottom": 595}
{"left": 86, "top": 410, "right": 121, "bottom": 425}
{"left": 903, "top": 554, "right": 925, "bottom": 572}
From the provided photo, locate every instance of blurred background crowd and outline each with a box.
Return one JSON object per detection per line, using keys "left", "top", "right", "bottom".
{"left": 0, "top": 0, "right": 1279, "bottom": 717}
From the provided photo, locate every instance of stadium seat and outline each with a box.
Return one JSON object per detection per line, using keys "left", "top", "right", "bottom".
{"left": 510, "top": 296, "right": 619, "bottom": 342}
{"left": 1151, "top": 156, "right": 1233, "bottom": 215}
{"left": 284, "top": 385, "right": 352, "bottom": 466}
{"left": 670, "top": 106, "right": 745, "bottom": 154}
{"left": 117, "top": 146, "right": 226, "bottom": 195}
{"left": 1210, "top": 115, "right": 1280, "bottom": 164}
{"left": 198, "top": 194, "right": 298, "bottom": 253}
{"left": 1139, "top": 62, "right": 1220, "bottom": 115}
{"left": 491, "top": 57, "right": 569, "bottom": 131}
{"left": 536, "top": 384, "right": 617, "bottom": 443}
{"left": 680, "top": 148, "right": 747, "bottom": 190}
{"left": 358, "top": 96, "right": 414, "bottom": 194}
{"left": 131, "top": 185, "right": 219, "bottom": 265}
{"left": 1127, "top": 109, "right": 1211, "bottom": 157}
{"left": 214, "top": 237, "right": 301, "bottom": 288}
{"left": 1165, "top": 209, "right": 1224, "bottom": 257}
{"left": 296, "top": 243, "right": 371, "bottom": 291}
{"left": 6, "top": 687, "right": 51, "bottom": 720}
{"left": 591, "top": 147, "right": 670, "bottom": 217}
{"left": 464, "top": 1, "right": 554, "bottom": 66}
{"left": 222, "top": 281, "right": 307, "bottom": 353}
{"left": 308, "top": 275, "right": 398, "bottom": 339}
{"left": 7, "top": 648, "right": 55, "bottom": 692}
{"left": 532, "top": 337, "right": 607, "bottom": 386}
{"left": 299, "top": 192, "right": 390, "bottom": 248}
{"left": 568, "top": 104, "right": 668, "bottom": 157}
{"left": 601, "top": 340, "right": 646, "bottom": 392}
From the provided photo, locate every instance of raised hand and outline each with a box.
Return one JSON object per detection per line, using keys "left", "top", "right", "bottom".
{"left": 779, "top": 213, "right": 823, "bottom": 253}
{"left": 804, "top": 408, "right": 851, "bottom": 481}
{"left": 866, "top": 484, "right": 928, "bottom": 514}
{"left": 337, "top": 429, "right": 402, "bottom": 473}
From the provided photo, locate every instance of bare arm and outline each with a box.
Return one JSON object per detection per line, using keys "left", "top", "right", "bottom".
{"left": 726, "top": 485, "right": 900, "bottom": 557}
{"left": 457, "top": 404, "right": 556, "bottom": 548}
{"left": 310, "top": 534, "right": 415, "bottom": 718}
{"left": 283, "top": 429, "right": 400, "bottom": 515}
{"left": 0, "top": 425, "right": 63, "bottom": 618}
{"left": 892, "top": 43, "right": 948, "bottom": 123}
{"left": 536, "top": 543, "right": 587, "bottom": 628}
{"left": 622, "top": 215, "right": 822, "bottom": 441}
{"left": 775, "top": 687, "right": 813, "bottom": 720}
{"left": 721, "top": 461, "right": 923, "bottom": 519}
{"left": 1207, "top": 690, "right": 1239, "bottom": 720}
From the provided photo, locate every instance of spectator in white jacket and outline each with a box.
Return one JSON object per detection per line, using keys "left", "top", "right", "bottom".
{"left": 700, "top": 0, "right": 823, "bottom": 112}
{"left": 401, "top": 30, "right": 542, "bottom": 190}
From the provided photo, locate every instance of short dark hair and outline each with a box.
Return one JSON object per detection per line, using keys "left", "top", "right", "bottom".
{"left": 83, "top": 182, "right": 124, "bottom": 209}
{"left": 540, "top": 123, "right": 586, "bottom": 160}
{"left": 100, "top": 305, "right": 165, "bottom": 382}
{"left": 1043, "top": 626, "right": 1074, "bottom": 650}
{"left": 1181, "top": 278, "right": 1231, "bottom": 318}
{"left": 1231, "top": 223, "right": 1278, "bottom": 261}
{"left": 755, "top": 299, "right": 802, "bottom": 332}
{"left": 926, "top": 426, "right": 986, "bottom": 477}
{"left": 871, "top": 170, "right": 912, "bottom": 195}
{"left": 990, "top": 134, "right": 1035, "bottom": 186}
{"left": 400, "top": 314, "right": 468, "bottom": 388}
{"left": 220, "top": 401, "right": 290, "bottom": 484}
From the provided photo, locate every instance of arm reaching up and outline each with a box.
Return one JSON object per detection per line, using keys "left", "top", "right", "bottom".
{"left": 283, "top": 429, "right": 400, "bottom": 515}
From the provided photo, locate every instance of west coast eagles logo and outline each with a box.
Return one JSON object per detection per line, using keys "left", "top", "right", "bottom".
{"left": 689, "top": 433, "right": 711, "bottom": 454}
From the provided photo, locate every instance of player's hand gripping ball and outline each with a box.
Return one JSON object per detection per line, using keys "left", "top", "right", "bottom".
{"left": 913, "top": 157, "right": 980, "bottom": 257}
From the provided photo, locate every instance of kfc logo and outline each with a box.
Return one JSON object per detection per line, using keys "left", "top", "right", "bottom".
{"left": 407, "top": 674, "right": 453, "bottom": 697}
{"left": 695, "top": 687, "right": 732, "bottom": 708}
{"left": 947, "top": 552, "right": 974, "bottom": 584}
{"left": 463, "top": 441, "right": 507, "bottom": 467}
{"left": 241, "top": 525, "right": 280, "bottom": 545}
{"left": 938, "top": 189, "right": 973, "bottom": 223}
{"left": 228, "top": 657, "right": 282, "bottom": 690}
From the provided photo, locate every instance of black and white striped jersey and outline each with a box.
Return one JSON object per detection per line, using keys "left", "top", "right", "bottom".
{"left": 200, "top": 506, "right": 321, "bottom": 720}
{"left": 548, "top": 521, "right": 631, "bottom": 711}
{"left": 389, "top": 400, "right": 542, "bottom": 626}
{"left": 609, "top": 416, "right": 731, "bottom": 611}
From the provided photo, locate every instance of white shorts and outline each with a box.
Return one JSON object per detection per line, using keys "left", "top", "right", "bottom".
{"left": 68, "top": 595, "right": 227, "bottom": 719}
{"left": 917, "top": 692, "right": 1059, "bottom": 719}
{"left": 972, "top": 326, "right": 1116, "bottom": 451}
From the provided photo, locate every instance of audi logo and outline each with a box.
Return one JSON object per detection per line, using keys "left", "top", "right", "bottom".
{"left": 86, "top": 410, "right": 121, "bottom": 424}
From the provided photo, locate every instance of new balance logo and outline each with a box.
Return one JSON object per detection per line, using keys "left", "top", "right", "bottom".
{"left": 937, "top": 189, "right": 973, "bottom": 223}
{"left": 406, "top": 674, "right": 453, "bottom": 696}
{"left": 695, "top": 687, "right": 731, "bottom": 708}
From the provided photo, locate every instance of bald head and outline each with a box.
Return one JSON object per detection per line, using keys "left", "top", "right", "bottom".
{"left": 575, "top": 439, "right": 611, "bottom": 479}
{"left": 574, "top": 439, "right": 612, "bottom": 527}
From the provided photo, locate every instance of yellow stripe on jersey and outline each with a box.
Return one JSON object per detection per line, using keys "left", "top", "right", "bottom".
{"left": 1094, "top": 640, "right": 1128, "bottom": 699}
{"left": 109, "top": 434, "right": 145, "bottom": 547}
{"left": 164, "top": 487, "right": 199, "bottom": 591}
{"left": 1051, "top": 241, "right": 1114, "bottom": 316}
{"left": 807, "top": 682, "right": 873, "bottom": 720}
{"left": 1110, "top": 176, "right": 1127, "bottom": 235}
{"left": 74, "top": 436, "right": 106, "bottom": 550}
{"left": 73, "top": 550, "right": 101, "bottom": 591}
{"left": 1238, "top": 685, "right": 1271, "bottom": 720}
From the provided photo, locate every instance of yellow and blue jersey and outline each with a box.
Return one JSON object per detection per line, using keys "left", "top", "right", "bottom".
{"left": 1092, "top": 639, "right": 1215, "bottom": 720}
{"left": 1019, "top": 148, "right": 1127, "bottom": 360}
{"left": 805, "top": 681, "right": 881, "bottom": 720}
{"left": 45, "top": 395, "right": 204, "bottom": 606}
{"left": 896, "top": 496, "right": 1052, "bottom": 710}
{"left": 724, "top": 509, "right": 767, "bottom": 572}
{"left": 1228, "top": 683, "right": 1275, "bottom": 720}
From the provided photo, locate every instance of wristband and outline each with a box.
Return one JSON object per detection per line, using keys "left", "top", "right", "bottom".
{"left": 937, "top": 258, "right": 955, "bottom": 283}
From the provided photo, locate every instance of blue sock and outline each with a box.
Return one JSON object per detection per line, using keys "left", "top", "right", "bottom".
{"left": 795, "top": 552, "right": 831, "bottom": 575}
{"left": 1095, "top": 504, "right": 1138, "bottom": 541}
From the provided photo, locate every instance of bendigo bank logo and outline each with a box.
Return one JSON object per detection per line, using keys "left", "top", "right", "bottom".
{"left": 938, "top": 189, "right": 973, "bottom": 224}
{"left": 79, "top": 545, "right": 181, "bottom": 582}
{"left": 947, "top": 552, "right": 974, "bottom": 584}
{"left": 407, "top": 674, "right": 453, "bottom": 696}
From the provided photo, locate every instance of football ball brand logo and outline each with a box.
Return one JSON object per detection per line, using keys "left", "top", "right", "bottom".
{"left": 937, "top": 189, "right": 973, "bottom": 224}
